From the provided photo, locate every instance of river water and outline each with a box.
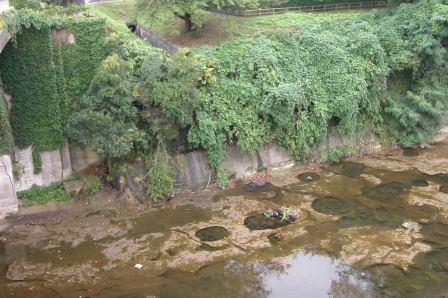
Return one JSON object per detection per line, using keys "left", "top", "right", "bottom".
{"left": 1, "top": 144, "right": 448, "bottom": 297}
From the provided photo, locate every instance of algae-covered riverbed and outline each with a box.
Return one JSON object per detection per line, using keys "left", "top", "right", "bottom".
{"left": 1, "top": 144, "right": 448, "bottom": 297}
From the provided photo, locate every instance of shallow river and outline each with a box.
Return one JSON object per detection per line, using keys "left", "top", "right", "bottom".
{"left": 1, "top": 144, "right": 448, "bottom": 297}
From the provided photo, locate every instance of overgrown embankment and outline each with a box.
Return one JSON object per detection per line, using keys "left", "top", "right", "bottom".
{"left": 188, "top": 0, "right": 448, "bottom": 179}
{"left": 0, "top": 0, "right": 446, "bottom": 203}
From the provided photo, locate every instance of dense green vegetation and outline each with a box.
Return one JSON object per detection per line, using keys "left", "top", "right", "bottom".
{"left": 1, "top": 0, "right": 447, "bottom": 194}
{"left": 1, "top": 26, "right": 65, "bottom": 173}
{"left": 66, "top": 172, "right": 103, "bottom": 194}
{"left": 185, "top": 0, "right": 447, "bottom": 180}
{"left": 0, "top": 7, "right": 107, "bottom": 172}
{"left": 136, "top": 0, "right": 271, "bottom": 32}
{"left": 17, "top": 183, "right": 71, "bottom": 207}
{"left": 146, "top": 142, "right": 174, "bottom": 202}
{"left": 90, "top": 0, "right": 366, "bottom": 46}
{"left": 242, "top": 10, "right": 365, "bottom": 32}
{"left": 0, "top": 86, "right": 12, "bottom": 155}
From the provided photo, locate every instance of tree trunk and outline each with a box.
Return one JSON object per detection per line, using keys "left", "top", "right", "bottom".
{"left": 178, "top": 13, "right": 194, "bottom": 32}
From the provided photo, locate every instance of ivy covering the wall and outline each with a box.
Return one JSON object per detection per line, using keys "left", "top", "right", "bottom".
{"left": 0, "top": 84, "right": 13, "bottom": 155}
{"left": 0, "top": 26, "right": 64, "bottom": 163}
{"left": 0, "top": 8, "right": 107, "bottom": 172}
{"left": 56, "top": 18, "right": 107, "bottom": 100}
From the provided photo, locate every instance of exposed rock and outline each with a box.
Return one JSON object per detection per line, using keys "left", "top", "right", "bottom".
{"left": 6, "top": 261, "right": 100, "bottom": 284}
{"left": 401, "top": 220, "right": 422, "bottom": 234}
{"left": 248, "top": 179, "right": 265, "bottom": 188}
{"left": 335, "top": 227, "right": 429, "bottom": 271}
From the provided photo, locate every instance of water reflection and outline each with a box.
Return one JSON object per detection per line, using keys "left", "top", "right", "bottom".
{"left": 258, "top": 252, "right": 374, "bottom": 298}
{"left": 157, "top": 252, "right": 374, "bottom": 298}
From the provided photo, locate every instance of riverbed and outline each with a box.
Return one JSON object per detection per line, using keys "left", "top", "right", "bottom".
{"left": 1, "top": 144, "right": 448, "bottom": 297}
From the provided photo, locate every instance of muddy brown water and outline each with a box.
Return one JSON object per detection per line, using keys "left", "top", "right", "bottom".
{"left": 1, "top": 145, "right": 448, "bottom": 297}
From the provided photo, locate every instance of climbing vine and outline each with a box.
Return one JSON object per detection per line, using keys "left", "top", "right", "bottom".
{"left": 0, "top": 7, "right": 107, "bottom": 172}
{"left": 188, "top": 0, "right": 448, "bottom": 179}
{"left": 0, "top": 26, "right": 64, "bottom": 172}
{"left": 0, "top": 85, "right": 12, "bottom": 155}
{"left": 55, "top": 18, "right": 107, "bottom": 100}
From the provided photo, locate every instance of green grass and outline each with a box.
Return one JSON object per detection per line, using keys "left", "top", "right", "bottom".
{"left": 89, "top": 2, "right": 368, "bottom": 47}
{"left": 17, "top": 183, "right": 71, "bottom": 208}
{"left": 89, "top": 0, "right": 138, "bottom": 24}
{"left": 89, "top": 0, "right": 180, "bottom": 36}
{"left": 242, "top": 10, "right": 368, "bottom": 33}
{"left": 67, "top": 172, "right": 103, "bottom": 195}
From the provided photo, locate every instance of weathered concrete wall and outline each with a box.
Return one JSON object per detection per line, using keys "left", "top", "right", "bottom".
{"left": 433, "top": 117, "right": 448, "bottom": 143}
{"left": 305, "top": 127, "right": 382, "bottom": 161}
{"left": 52, "top": 29, "right": 76, "bottom": 45}
{"left": 0, "top": 155, "right": 18, "bottom": 217}
{"left": 0, "top": 30, "right": 10, "bottom": 54}
{"left": 222, "top": 146, "right": 259, "bottom": 179}
{"left": 69, "top": 146, "right": 102, "bottom": 172}
{"left": 258, "top": 144, "right": 294, "bottom": 169}
{"left": 171, "top": 129, "right": 383, "bottom": 189}
{"left": 14, "top": 144, "right": 72, "bottom": 192}
{"left": 173, "top": 151, "right": 214, "bottom": 189}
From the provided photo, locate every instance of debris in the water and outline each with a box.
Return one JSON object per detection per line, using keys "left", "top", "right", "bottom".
{"left": 297, "top": 172, "right": 320, "bottom": 182}
{"left": 264, "top": 207, "right": 299, "bottom": 223}
{"left": 249, "top": 179, "right": 266, "bottom": 188}
{"left": 268, "top": 231, "right": 283, "bottom": 242}
{"left": 401, "top": 220, "right": 422, "bottom": 234}
{"left": 264, "top": 209, "right": 275, "bottom": 218}
{"left": 134, "top": 264, "right": 143, "bottom": 270}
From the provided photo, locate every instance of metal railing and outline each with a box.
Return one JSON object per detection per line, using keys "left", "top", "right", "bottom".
{"left": 217, "top": 1, "right": 386, "bottom": 17}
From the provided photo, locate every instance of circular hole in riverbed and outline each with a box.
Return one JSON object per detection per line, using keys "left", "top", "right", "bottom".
{"left": 311, "top": 196, "right": 351, "bottom": 216}
{"left": 363, "top": 182, "right": 411, "bottom": 201}
{"left": 341, "top": 162, "right": 366, "bottom": 178}
{"left": 244, "top": 215, "right": 290, "bottom": 231}
{"left": 195, "top": 226, "right": 230, "bottom": 242}
{"left": 297, "top": 172, "right": 320, "bottom": 182}
{"left": 244, "top": 182, "right": 283, "bottom": 200}
{"left": 411, "top": 179, "right": 429, "bottom": 187}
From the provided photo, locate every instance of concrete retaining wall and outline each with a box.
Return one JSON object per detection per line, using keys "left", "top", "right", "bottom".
{"left": 0, "top": 155, "right": 18, "bottom": 217}
{"left": 173, "top": 150, "right": 214, "bottom": 189}
{"left": 171, "top": 127, "right": 384, "bottom": 190}
{"left": 69, "top": 145, "right": 102, "bottom": 172}
{"left": 0, "top": 30, "right": 10, "bottom": 54}
{"left": 13, "top": 143, "right": 72, "bottom": 192}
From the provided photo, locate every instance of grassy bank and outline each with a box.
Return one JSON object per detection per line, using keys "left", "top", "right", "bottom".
{"left": 89, "top": 1, "right": 369, "bottom": 47}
